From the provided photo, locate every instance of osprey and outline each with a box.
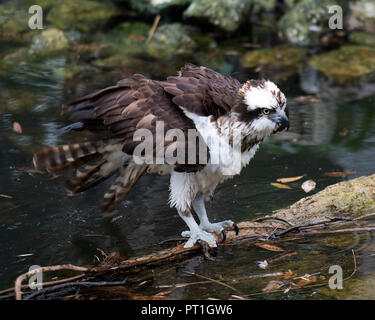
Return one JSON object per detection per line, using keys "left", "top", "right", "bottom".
{"left": 33, "top": 64, "right": 289, "bottom": 249}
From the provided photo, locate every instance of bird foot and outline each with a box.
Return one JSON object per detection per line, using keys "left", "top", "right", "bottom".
{"left": 181, "top": 229, "right": 217, "bottom": 248}
{"left": 200, "top": 220, "right": 239, "bottom": 242}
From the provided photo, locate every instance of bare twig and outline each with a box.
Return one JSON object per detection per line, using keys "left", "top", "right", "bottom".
{"left": 15, "top": 264, "right": 89, "bottom": 300}
{"left": 0, "top": 274, "right": 84, "bottom": 298}
{"left": 343, "top": 249, "right": 357, "bottom": 282}
{"left": 271, "top": 217, "right": 354, "bottom": 238}
{"left": 255, "top": 217, "right": 293, "bottom": 227}
{"left": 24, "top": 280, "right": 126, "bottom": 300}
{"left": 147, "top": 15, "right": 161, "bottom": 43}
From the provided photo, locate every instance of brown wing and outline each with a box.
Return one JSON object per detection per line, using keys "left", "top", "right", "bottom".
{"left": 162, "top": 63, "right": 242, "bottom": 118}
{"left": 62, "top": 73, "right": 208, "bottom": 172}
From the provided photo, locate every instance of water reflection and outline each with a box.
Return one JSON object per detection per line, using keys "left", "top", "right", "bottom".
{"left": 0, "top": 48, "right": 374, "bottom": 298}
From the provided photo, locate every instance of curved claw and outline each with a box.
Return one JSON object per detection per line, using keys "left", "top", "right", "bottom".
{"left": 233, "top": 223, "right": 239, "bottom": 235}
{"left": 221, "top": 229, "right": 226, "bottom": 243}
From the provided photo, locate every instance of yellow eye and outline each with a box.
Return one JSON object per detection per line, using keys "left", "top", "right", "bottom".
{"left": 262, "top": 108, "right": 270, "bottom": 115}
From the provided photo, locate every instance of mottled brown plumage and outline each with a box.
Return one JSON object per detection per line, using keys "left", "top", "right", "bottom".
{"left": 33, "top": 63, "right": 288, "bottom": 227}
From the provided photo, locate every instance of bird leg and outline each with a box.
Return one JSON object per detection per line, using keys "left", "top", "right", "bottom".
{"left": 177, "top": 209, "right": 217, "bottom": 248}
{"left": 192, "top": 194, "right": 239, "bottom": 242}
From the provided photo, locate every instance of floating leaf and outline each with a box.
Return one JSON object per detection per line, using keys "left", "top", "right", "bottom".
{"left": 282, "top": 270, "right": 297, "bottom": 279}
{"left": 276, "top": 175, "right": 305, "bottom": 183}
{"left": 295, "top": 275, "right": 317, "bottom": 287}
{"left": 323, "top": 171, "right": 356, "bottom": 177}
{"left": 271, "top": 182, "right": 292, "bottom": 190}
{"left": 301, "top": 180, "right": 316, "bottom": 193}
{"left": 0, "top": 194, "right": 13, "bottom": 199}
{"left": 295, "top": 95, "right": 320, "bottom": 102}
{"left": 12, "top": 122, "right": 22, "bottom": 134}
{"left": 254, "top": 243, "right": 285, "bottom": 252}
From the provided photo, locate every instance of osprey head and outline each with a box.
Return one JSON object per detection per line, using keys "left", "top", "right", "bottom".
{"left": 237, "top": 79, "right": 289, "bottom": 138}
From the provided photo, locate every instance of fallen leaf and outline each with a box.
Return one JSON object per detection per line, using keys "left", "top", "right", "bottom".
{"left": 225, "top": 50, "right": 240, "bottom": 56}
{"left": 130, "top": 34, "right": 146, "bottom": 41}
{"left": 12, "top": 122, "right": 22, "bottom": 134}
{"left": 276, "top": 175, "right": 305, "bottom": 183}
{"left": 295, "top": 275, "right": 317, "bottom": 287}
{"left": 295, "top": 95, "right": 320, "bottom": 102}
{"left": 254, "top": 243, "right": 285, "bottom": 252}
{"left": 282, "top": 270, "right": 298, "bottom": 279}
{"left": 262, "top": 280, "right": 285, "bottom": 292}
{"left": 154, "top": 290, "right": 171, "bottom": 297}
{"left": 0, "top": 194, "right": 13, "bottom": 199}
{"left": 271, "top": 182, "right": 292, "bottom": 190}
{"left": 301, "top": 180, "right": 316, "bottom": 193}
{"left": 323, "top": 171, "right": 356, "bottom": 177}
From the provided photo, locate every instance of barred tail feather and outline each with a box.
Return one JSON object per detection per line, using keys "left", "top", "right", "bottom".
{"left": 102, "top": 164, "right": 146, "bottom": 212}
{"left": 33, "top": 141, "right": 103, "bottom": 172}
{"left": 33, "top": 140, "right": 144, "bottom": 212}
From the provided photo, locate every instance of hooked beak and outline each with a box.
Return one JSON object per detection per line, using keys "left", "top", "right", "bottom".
{"left": 270, "top": 113, "right": 289, "bottom": 133}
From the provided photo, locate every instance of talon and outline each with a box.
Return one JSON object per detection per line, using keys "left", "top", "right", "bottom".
{"left": 233, "top": 223, "right": 239, "bottom": 235}
{"left": 221, "top": 229, "right": 226, "bottom": 242}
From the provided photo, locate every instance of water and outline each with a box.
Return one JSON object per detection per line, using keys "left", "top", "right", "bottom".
{"left": 0, "top": 44, "right": 375, "bottom": 299}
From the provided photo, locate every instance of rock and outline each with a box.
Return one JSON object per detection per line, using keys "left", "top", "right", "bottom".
{"left": 46, "top": 0, "right": 117, "bottom": 33}
{"left": 0, "top": 0, "right": 57, "bottom": 43}
{"left": 252, "top": 0, "right": 277, "bottom": 14}
{"left": 278, "top": 0, "right": 347, "bottom": 46}
{"left": 349, "top": 31, "right": 375, "bottom": 46}
{"left": 308, "top": 45, "right": 375, "bottom": 84}
{"left": 0, "top": 4, "right": 33, "bottom": 43}
{"left": 274, "top": 174, "right": 375, "bottom": 223}
{"left": 183, "top": 0, "right": 252, "bottom": 32}
{"left": 241, "top": 45, "right": 307, "bottom": 80}
{"left": 97, "top": 22, "right": 150, "bottom": 58}
{"left": 347, "top": 0, "right": 375, "bottom": 31}
{"left": 147, "top": 23, "right": 196, "bottom": 58}
{"left": 29, "top": 28, "right": 69, "bottom": 53}
{"left": 284, "top": 0, "right": 301, "bottom": 10}
{"left": 97, "top": 22, "right": 197, "bottom": 60}
{"left": 126, "top": 0, "right": 191, "bottom": 14}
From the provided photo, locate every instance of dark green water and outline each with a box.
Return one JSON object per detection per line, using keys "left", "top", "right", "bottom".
{"left": 0, "top": 44, "right": 375, "bottom": 299}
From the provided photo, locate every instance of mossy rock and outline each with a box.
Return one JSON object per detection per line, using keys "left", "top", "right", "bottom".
{"left": 349, "top": 31, "right": 375, "bottom": 47}
{"left": 98, "top": 22, "right": 196, "bottom": 60}
{"left": 0, "top": 4, "right": 35, "bottom": 43}
{"left": 347, "top": 0, "right": 375, "bottom": 31}
{"left": 278, "top": 0, "right": 347, "bottom": 46}
{"left": 97, "top": 22, "right": 150, "bottom": 57}
{"left": 146, "top": 23, "right": 196, "bottom": 58}
{"left": 241, "top": 45, "right": 307, "bottom": 79}
{"left": 309, "top": 45, "right": 375, "bottom": 84}
{"left": 274, "top": 174, "right": 375, "bottom": 224}
{"left": 29, "top": 28, "right": 69, "bottom": 53}
{"left": 46, "top": 0, "right": 117, "bottom": 33}
{"left": 252, "top": 0, "right": 277, "bottom": 14}
{"left": 128, "top": 0, "right": 191, "bottom": 14}
{"left": 242, "top": 45, "right": 307, "bottom": 68}
{"left": 183, "top": 0, "right": 252, "bottom": 32}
